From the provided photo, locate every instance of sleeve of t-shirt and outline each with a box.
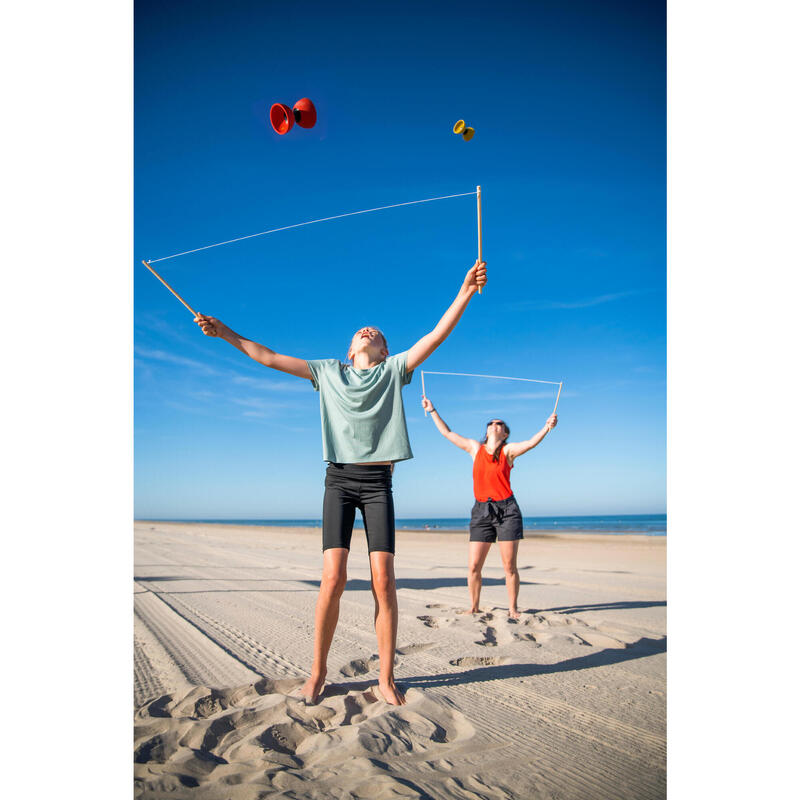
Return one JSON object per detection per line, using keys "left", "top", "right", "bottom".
{"left": 388, "top": 351, "right": 414, "bottom": 386}
{"left": 306, "top": 358, "right": 341, "bottom": 392}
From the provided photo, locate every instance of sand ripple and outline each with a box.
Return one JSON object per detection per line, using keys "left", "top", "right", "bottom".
{"left": 134, "top": 678, "right": 475, "bottom": 799}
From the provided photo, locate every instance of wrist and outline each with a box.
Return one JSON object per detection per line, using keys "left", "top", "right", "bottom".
{"left": 459, "top": 282, "right": 475, "bottom": 297}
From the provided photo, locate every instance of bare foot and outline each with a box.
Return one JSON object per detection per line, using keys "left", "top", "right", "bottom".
{"left": 457, "top": 607, "right": 481, "bottom": 615}
{"left": 300, "top": 672, "right": 326, "bottom": 703}
{"left": 377, "top": 678, "right": 406, "bottom": 706}
{"left": 508, "top": 608, "right": 521, "bottom": 620}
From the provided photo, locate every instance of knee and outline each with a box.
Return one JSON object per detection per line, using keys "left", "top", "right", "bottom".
{"left": 320, "top": 568, "right": 347, "bottom": 597}
{"left": 371, "top": 569, "right": 396, "bottom": 600}
{"left": 503, "top": 563, "right": 518, "bottom": 578}
{"left": 468, "top": 563, "right": 482, "bottom": 578}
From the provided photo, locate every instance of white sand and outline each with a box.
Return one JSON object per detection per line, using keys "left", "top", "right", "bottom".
{"left": 134, "top": 522, "right": 665, "bottom": 799}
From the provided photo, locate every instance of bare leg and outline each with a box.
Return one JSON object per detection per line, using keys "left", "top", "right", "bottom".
{"left": 499, "top": 539, "right": 520, "bottom": 619}
{"left": 369, "top": 551, "right": 405, "bottom": 705}
{"left": 467, "top": 542, "right": 492, "bottom": 613}
{"left": 301, "top": 548, "right": 348, "bottom": 701}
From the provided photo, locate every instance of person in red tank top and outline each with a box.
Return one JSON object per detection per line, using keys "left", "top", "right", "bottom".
{"left": 421, "top": 394, "right": 557, "bottom": 619}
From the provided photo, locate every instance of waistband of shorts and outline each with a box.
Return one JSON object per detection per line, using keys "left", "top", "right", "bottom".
{"left": 473, "top": 494, "right": 516, "bottom": 506}
{"left": 326, "top": 462, "right": 393, "bottom": 475}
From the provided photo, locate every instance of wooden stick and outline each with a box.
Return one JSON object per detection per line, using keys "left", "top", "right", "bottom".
{"left": 421, "top": 370, "right": 428, "bottom": 416}
{"left": 551, "top": 381, "right": 563, "bottom": 423}
{"left": 476, "top": 185, "right": 483, "bottom": 294}
{"left": 141, "top": 260, "right": 198, "bottom": 317}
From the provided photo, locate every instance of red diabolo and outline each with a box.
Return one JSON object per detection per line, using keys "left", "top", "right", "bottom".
{"left": 292, "top": 98, "right": 317, "bottom": 128}
{"left": 270, "top": 103, "right": 294, "bottom": 134}
{"left": 269, "top": 98, "right": 317, "bottom": 134}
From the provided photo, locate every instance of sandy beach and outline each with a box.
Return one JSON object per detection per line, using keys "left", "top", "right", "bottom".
{"left": 134, "top": 522, "right": 665, "bottom": 799}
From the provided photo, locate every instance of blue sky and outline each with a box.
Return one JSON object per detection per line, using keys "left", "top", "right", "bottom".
{"left": 134, "top": 0, "right": 665, "bottom": 519}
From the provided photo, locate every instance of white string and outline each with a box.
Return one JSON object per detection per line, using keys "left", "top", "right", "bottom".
{"left": 147, "top": 190, "right": 477, "bottom": 264}
{"left": 421, "top": 370, "right": 562, "bottom": 386}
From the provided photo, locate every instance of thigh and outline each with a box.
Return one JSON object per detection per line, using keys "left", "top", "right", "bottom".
{"left": 321, "top": 547, "right": 350, "bottom": 585}
{"left": 468, "top": 541, "right": 493, "bottom": 571}
{"left": 361, "top": 483, "right": 395, "bottom": 554}
{"left": 322, "top": 478, "right": 358, "bottom": 551}
{"left": 498, "top": 539, "right": 520, "bottom": 569}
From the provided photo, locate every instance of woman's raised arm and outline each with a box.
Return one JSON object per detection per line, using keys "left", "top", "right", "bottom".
{"left": 505, "top": 414, "right": 558, "bottom": 464}
{"left": 422, "top": 396, "right": 479, "bottom": 455}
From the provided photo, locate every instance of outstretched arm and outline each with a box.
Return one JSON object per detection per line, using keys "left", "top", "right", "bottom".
{"left": 194, "top": 314, "right": 312, "bottom": 380}
{"left": 505, "top": 414, "right": 558, "bottom": 465}
{"left": 406, "top": 260, "right": 487, "bottom": 371}
{"left": 421, "top": 396, "right": 480, "bottom": 456}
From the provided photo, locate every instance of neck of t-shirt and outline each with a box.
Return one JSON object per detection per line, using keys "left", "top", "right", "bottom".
{"left": 350, "top": 353, "right": 387, "bottom": 370}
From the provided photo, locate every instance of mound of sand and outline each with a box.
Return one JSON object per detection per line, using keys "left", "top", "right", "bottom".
{"left": 134, "top": 678, "right": 479, "bottom": 799}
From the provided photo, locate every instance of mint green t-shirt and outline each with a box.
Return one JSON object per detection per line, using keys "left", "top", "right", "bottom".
{"left": 306, "top": 352, "right": 415, "bottom": 463}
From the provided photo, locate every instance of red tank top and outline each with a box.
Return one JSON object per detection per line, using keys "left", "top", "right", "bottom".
{"left": 472, "top": 445, "right": 513, "bottom": 502}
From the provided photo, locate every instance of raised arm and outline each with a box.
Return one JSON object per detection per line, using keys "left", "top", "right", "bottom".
{"left": 505, "top": 414, "right": 558, "bottom": 465}
{"left": 194, "top": 314, "right": 312, "bottom": 380}
{"left": 421, "top": 396, "right": 480, "bottom": 456}
{"left": 406, "top": 260, "right": 487, "bottom": 371}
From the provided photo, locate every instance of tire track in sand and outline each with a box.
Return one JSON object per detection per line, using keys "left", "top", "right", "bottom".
{"left": 134, "top": 589, "right": 260, "bottom": 691}
{"left": 153, "top": 589, "right": 309, "bottom": 679}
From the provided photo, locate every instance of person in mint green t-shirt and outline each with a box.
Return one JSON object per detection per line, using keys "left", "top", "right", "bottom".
{"left": 194, "top": 259, "right": 487, "bottom": 705}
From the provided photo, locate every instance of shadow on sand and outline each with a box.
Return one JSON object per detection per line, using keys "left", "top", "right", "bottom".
{"left": 534, "top": 600, "right": 667, "bottom": 614}
{"left": 399, "top": 636, "right": 666, "bottom": 690}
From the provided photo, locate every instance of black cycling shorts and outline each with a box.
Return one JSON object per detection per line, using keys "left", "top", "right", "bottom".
{"left": 469, "top": 495, "right": 524, "bottom": 543}
{"left": 322, "top": 463, "right": 395, "bottom": 554}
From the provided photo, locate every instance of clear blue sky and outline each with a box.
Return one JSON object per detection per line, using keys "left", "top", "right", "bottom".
{"left": 134, "top": 0, "right": 665, "bottom": 519}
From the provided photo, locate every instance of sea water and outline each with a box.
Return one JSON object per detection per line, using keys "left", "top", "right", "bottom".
{"left": 173, "top": 514, "right": 666, "bottom": 536}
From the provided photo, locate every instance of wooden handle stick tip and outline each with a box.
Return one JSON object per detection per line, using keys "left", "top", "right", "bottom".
{"left": 550, "top": 382, "right": 563, "bottom": 428}
{"left": 141, "top": 260, "right": 198, "bottom": 317}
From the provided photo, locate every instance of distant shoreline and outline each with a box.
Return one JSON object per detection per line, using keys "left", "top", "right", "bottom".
{"left": 135, "top": 518, "right": 666, "bottom": 538}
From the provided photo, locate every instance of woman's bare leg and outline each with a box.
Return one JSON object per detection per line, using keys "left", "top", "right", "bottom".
{"left": 499, "top": 539, "right": 521, "bottom": 619}
{"left": 301, "top": 548, "right": 348, "bottom": 701}
{"left": 467, "top": 542, "right": 492, "bottom": 613}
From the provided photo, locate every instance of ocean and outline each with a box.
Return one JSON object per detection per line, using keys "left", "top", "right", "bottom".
{"left": 169, "top": 514, "right": 666, "bottom": 536}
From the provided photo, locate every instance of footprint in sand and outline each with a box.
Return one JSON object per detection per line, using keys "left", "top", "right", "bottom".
{"left": 507, "top": 611, "right": 634, "bottom": 649}
{"left": 449, "top": 656, "right": 510, "bottom": 667}
{"left": 511, "top": 631, "right": 541, "bottom": 645}
{"left": 396, "top": 642, "right": 435, "bottom": 655}
{"left": 339, "top": 655, "right": 382, "bottom": 677}
{"left": 417, "top": 614, "right": 457, "bottom": 629}
{"left": 134, "top": 679, "right": 475, "bottom": 798}
{"left": 340, "top": 652, "right": 410, "bottom": 676}
{"left": 474, "top": 626, "right": 499, "bottom": 647}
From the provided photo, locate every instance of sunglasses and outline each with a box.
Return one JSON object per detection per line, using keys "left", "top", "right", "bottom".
{"left": 487, "top": 420, "right": 507, "bottom": 429}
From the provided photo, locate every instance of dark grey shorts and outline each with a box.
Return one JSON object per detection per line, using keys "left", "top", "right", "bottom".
{"left": 322, "top": 463, "right": 395, "bottom": 553}
{"left": 469, "top": 495, "right": 524, "bottom": 543}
